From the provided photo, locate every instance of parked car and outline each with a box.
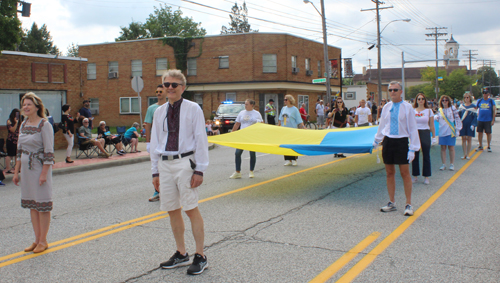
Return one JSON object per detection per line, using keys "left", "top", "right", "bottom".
{"left": 213, "top": 101, "right": 245, "bottom": 133}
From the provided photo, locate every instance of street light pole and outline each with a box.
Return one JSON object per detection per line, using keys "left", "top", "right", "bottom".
{"left": 304, "top": 0, "right": 331, "bottom": 104}
{"left": 376, "top": 2, "right": 382, "bottom": 106}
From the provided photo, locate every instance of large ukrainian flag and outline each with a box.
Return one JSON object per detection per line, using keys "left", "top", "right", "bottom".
{"left": 208, "top": 123, "right": 378, "bottom": 156}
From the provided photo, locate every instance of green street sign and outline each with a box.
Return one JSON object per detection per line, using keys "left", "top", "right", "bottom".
{"left": 313, "top": 78, "right": 326, "bottom": 84}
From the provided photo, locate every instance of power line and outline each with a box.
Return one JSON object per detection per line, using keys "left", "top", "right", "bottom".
{"left": 425, "top": 27, "right": 448, "bottom": 97}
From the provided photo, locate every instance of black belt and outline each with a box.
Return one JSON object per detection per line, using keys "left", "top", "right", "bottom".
{"left": 162, "top": 151, "right": 194, "bottom": 161}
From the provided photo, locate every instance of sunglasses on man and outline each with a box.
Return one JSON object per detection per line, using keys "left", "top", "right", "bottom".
{"left": 163, "top": 82, "right": 183, "bottom": 88}
{"left": 156, "top": 90, "right": 163, "bottom": 94}
{"left": 388, "top": 89, "right": 400, "bottom": 92}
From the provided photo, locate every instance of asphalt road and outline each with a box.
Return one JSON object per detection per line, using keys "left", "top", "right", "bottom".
{"left": 1, "top": 127, "right": 499, "bottom": 282}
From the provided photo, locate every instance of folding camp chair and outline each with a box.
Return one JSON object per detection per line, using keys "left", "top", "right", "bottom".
{"left": 116, "top": 126, "right": 132, "bottom": 153}
{"left": 75, "top": 136, "right": 99, "bottom": 159}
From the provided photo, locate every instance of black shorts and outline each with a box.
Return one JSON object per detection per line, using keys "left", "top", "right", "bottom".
{"left": 477, "top": 121, "right": 492, "bottom": 134}
{"left": 382, "top": 137, "right": 409, "bottom": 165}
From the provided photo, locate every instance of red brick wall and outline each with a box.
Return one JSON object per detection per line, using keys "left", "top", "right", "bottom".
{"left": 0, "top": 53, "right": 86, "bottom": 149}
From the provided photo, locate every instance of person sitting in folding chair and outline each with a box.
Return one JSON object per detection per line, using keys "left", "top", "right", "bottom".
{"left": 78, "top": 118, "right": 111, "bottom": 158}
{"left": 97, "top": 121, "right": 125, "bottom": 155}
{"left": 124, "top": 122, "right": 140, "bottom": 153}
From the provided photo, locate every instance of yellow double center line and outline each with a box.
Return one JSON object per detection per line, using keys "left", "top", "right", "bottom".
{"left": 0, "top": 153, "right": 368, "bottom": 268}
{"left": 309, "top": 150, "right": 482, "bottom": 283}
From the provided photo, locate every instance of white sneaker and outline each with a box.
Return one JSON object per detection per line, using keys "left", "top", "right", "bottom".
{"left": 291, "top": 160, "right": 298, "bottom": 166}
{"left": 404, "top": 204, "right": 414, "bottom": 216}
{"left": 449, "top": 164, "right": 454, "bottom": 171}
{"left": 249, "top": 171, "right": 254, "bottom": 178}
{"left": 412, "top": 177, "right": 418, "bottom": 183}
{"left": 284, "top": 161, "right": 292, "bottom": 166}
{"left": 424, "top": 178, "right": 430, "bottom": 185}
{"left": 229, "top": 172, "right": 242, "bottom": 179}
{"left": 439, "top": 164, "right": 446, "bottom": 170}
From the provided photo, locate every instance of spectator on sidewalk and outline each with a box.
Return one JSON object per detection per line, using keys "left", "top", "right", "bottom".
{"left": 13, "top": 92, "right": 54, "bottom": 253}
{"left": 78, "top": 118, "right": 110, "bottom": 158}
{"left": 150, "top": 69, "right": 209, "bottom": 275}
{"left": 77, "top": 100, "right": 94, "bottom": 129}
{"left": 229, "top": 99, "right": 263, "bottom": 179}
{"left": 434, "top": 95, "right": 462, "bottom": 171}
{"left": 299, "top": 103, "right": 308, "bottom": 124}
{"left": 97, "top": 121, "right": 125, "bottom": 155}
{"left": 355, "top": 99, "right": 372, "bottom": 127}
{"left": 265, "top": 99, "right": 276, "bottom": 125}
{"left": 374, "top": 81, "right": 420, "bottom": 217}
{"left": 124, "top": 122, "right": 140, "bottom": 153}
{"left": 316, "top": 100, "right": 325, "bottom": 129}
{"left": 4, "top": 108, "right": 21, "bottom": 174}
{"left": 61, "top": 104, "right": 75, "bottom": 163}
{"left": 476, "top": 88, "right": 496, "bottom": 152}
{"left": 145, "top": 84, "right": 167, "bottom": 202}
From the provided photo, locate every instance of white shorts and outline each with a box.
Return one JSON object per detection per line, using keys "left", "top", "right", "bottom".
{"left": 159, "top": 157, "right": 199, "bottom": 212}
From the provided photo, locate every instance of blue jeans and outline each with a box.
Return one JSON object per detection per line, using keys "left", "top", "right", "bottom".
{"left": 235, "top": 149, "right": 256, "bottom": 171}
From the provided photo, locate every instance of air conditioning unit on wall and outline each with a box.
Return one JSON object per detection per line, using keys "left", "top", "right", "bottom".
{"left": 292, "top": 67, "right": 299, "bottom": 74}
{"left": 108, "top": 72, "right": 118, "bottom": 79}
{"left": 306, "top": 70, "right": 313, "bottom": 76}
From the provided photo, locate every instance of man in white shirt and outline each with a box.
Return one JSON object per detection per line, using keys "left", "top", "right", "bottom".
{"left": 316, "top": 100, "right": 325, "bottom": 129}
{"left": 373, "top": 81, "right": 420, "bottom": 216}
{"left": 150, "top": 69, "right": 209, "bottom": 275}
{"left": 355, "top": 99, "right": 372, "bottom": 127}
{"left": 229, "top": 99, "right": 263, "bottom": 179}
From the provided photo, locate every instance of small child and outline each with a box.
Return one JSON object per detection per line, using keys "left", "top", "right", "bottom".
{"left": 206, "top": 120, "right": 213, "bottom": 136}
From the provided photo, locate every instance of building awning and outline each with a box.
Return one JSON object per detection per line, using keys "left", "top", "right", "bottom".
{"left": 186, "top": 81, "right": 346, "bottom": 93}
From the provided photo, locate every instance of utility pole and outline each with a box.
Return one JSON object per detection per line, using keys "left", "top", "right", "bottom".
{"left": 463, "top": 49, "right": 478, "bottom": 92}
{"left": 361, "top": 1, "right": 393, "bottom": 106}
{"left": 368, "top": 59, "right": 372, "bottom": 82}
{"left": 425, "top": 27, "right": 447, "bottom": 99}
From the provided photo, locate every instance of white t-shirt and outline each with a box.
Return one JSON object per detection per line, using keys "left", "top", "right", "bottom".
{"left": 414, "top": 108, "right": 432, "bottom": 130}
{"left": 355, "top": 106, "right": 371, "bottom": 124}
{"left": 235, "top": 109, "right": 263, "bottom": 129}
{"left": 316, "top": 104, "right": 325, "bottom": 115}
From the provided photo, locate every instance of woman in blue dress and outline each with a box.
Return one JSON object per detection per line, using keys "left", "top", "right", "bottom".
{"left": 278, "top": 94, "right": 305, "bottom": 166}
{"left": 458, "top": 92, "right": 477, "bottom": 159}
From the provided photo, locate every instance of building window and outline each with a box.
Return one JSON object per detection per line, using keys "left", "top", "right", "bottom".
{"left": 305, "top": 58, "right": 310, "bottom": 70}
{"left": 131, "top": 60, "right": 142, "bottom": 77}
{"left": 156, "top": 58, "right": 168, "bottom": 76}
{"left": 225, "top": 92, "right": 236, "bottom": 102}
{"left": 148, "top": 97, "right": 158, "bottom": 106}
{"left": 87, "top": 63, "right": 96, "bottom": 80}
{"left": 219, "top": 56, "right": 229, "bottom": 69}
{"left": 194, "top": 93, "right": 203, "bottom": 108}
{"left": 298, "top": 95, "right": 309, "bottom": 113}
{"left": 108, "top": 61, "right": 118, "bottom": 78}
{"left": 263, "top": 54, "right": 277, "bottom": 73}
{"left": 345, "top": 92, "right": 356, "bottom": 100}
{"left": 120, "top": 97, "right": 140, "bottom": 114}
{"left": 318, "top": 60, "right": 322, "bottom": 77}
{"left": 187, "top": 58, "right": 197, "bottom": 76}
{"left": 89, "top": 98, "right": 99, "bottom": 115}
{"left": 291, "top": 56, "right": 297, "bottom": 68}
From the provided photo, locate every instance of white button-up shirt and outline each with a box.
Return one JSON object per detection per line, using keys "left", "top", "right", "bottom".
{"left": 150, "top": 99, "right": 209, "bottom": 176}
{"left": 374, "top": 100, "right": 421, "bottom": 152}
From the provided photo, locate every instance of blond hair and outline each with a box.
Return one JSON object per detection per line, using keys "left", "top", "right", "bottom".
{"left": 284, "top": 94, "right": 296, "bottom": 105}
{"left": 21, "top": 92, "right": 46, "bottom": 119}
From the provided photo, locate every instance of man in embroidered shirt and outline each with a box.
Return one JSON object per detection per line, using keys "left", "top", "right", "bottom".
{"left": 373, "top": 81, "right": 420, "bottom": 216}
{"left": 150, "top": 69, "right": 209, "bottom": 275}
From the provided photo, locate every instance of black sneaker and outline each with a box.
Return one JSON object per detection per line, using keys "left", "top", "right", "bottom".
{"left": 160, "top": 251, "right": 190, "bottom": 269}
{"left": 187, "top": 253, "right": 208, "bottom": 275}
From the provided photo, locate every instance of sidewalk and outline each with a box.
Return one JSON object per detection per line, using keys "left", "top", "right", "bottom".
{"left": 2, "top": 142, "right": 215, "bottom": 181}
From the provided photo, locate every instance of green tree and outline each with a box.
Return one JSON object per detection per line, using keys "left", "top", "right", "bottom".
{"left": 115, "top": 5, "right": 206, "bottom": 41}
{"left": 221, "top": 1, "right": 257, "bottom": 34}
{"left": 407, "top": 83, "right": 434, "bottom": 99}
{"left": 477, "top": 66, "right": 499, "bottom": 96}
{"left": 115, "top": 21, "right": 148, "bottom": 41}
{"left": 419, "top": 67, "right": 473, "bottom": 100}
{"left": 19, "top": 23, "right": 60, "bottom": 55}
{"left": 66, "top": 42, "right": 79, "bottom": 57}
{"left": 0, "top": 0, "right": 22, "bottom": 50}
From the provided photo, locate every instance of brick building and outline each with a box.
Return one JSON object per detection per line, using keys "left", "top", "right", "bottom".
{"left": 79, "top": 32, "right": 343, "bottom": 125}
{"left": 0, "top": 51, "right": 87, "bottom": 149}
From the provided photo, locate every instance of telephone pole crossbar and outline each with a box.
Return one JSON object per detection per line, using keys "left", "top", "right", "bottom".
{"left": 425, "top": 27, "right": 448, "bottom": 99}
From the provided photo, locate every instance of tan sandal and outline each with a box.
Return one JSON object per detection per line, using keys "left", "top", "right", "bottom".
{"left": 24, "top": 242, "right": 37, "bottom": 252}
{"left": 33, "top": 242, "right": 49, "bottom": 253}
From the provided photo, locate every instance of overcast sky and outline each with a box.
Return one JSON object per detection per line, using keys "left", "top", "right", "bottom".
{"left": 19, "top": 0, "right": 500, "bottom": 76}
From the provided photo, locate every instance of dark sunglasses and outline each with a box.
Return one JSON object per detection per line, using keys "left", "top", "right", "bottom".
{"left": 442, "top": 99, "right": 449, "bottom": 102}
{"left": 156, "top": 90, "right": 163, "bottom": 94}
{"left": 388, "top": 89, "right": 400, "bottom": 92}
{"left": 284, "top": 99, "right": 288, "bottom": 101}
{"left": 417, "top": 98, "right": 425, "bottom": 101}
{"left": 163, "top": 82, "right": 182, "bottom": 88}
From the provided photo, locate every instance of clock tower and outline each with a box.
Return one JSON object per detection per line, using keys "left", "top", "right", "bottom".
{"left": 443, "top": 34, "right": 459, "bottom": 67}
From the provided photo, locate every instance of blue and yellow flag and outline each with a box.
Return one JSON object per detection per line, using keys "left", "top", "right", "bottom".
{"left": 208, "top": 123, "right": 378, "bottom": 156}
